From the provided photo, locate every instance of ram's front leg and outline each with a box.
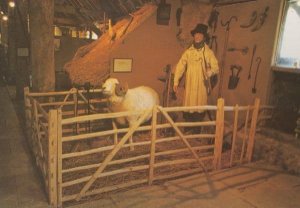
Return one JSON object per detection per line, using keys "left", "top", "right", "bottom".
{"left": 127, "top": 119, "right": 135, "bottom": 151}
{"left": 129, "top": 135, "right": 134, "bottom": 151}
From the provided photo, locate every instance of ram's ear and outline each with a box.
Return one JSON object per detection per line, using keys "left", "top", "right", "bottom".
{"left": 115, "top": 82, "right": 128, "bottom": 96}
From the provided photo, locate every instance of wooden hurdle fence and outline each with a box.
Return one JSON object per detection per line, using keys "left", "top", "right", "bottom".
{"left": 23, "top": 86, "right": 106, "bottom": 206}
{"left": 23, "top": 87, "right": 272, "bottom": 208}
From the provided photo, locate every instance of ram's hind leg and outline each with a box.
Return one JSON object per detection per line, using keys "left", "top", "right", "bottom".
{"left": 128, "top": 118, "right": 137, "bottom": 151}
{"left": 129, "top": 135, "right": 134, "bottom": 151}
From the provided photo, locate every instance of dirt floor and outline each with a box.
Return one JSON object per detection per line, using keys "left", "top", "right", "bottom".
{"left": 0, "top": 84, "right": 49, "bottom": 208}
{"left": 69, "top": 162, "right": 300, "bottom": 208}
{"left": 1, "top": 83, "right": 300, "bottom": 208}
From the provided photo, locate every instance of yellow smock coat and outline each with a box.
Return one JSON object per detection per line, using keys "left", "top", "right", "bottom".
{"left": 174, "top": 44, "right": 219, "bottom": 111}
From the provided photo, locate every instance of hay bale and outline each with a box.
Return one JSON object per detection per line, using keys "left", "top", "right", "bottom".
{"left": 253, "top": 130, "right": 300, "bottom": 175}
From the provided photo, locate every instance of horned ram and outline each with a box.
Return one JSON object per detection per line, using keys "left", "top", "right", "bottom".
{"left": 102, "top": 78, "right": 160, "bottom": 127}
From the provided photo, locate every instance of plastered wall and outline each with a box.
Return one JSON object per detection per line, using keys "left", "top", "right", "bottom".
{"left": 109, "top": 0, "right": 283, "bottom": 107}
{"left": 209, "top": 0, "right": 283, "bottom": 106}
{"left": 110, "top": 0, "right": 184, "bottom": 101}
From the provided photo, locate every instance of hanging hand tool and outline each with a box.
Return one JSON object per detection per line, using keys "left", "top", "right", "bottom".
{"left": 215, "top": 0, "right": 257, "bottom": 7}
{"left": 228, "top": 65, "right": 242, "bottom": 90}
{"left": 176, "top": 28, "right": 182, "bottom": 38}
{"left": 121, "top": 13, "right": 135, "bottom": 37}
{"left": 209, "top": 35, "right": 218, "bottom": 54}
{"left": 218, "top": 16, "right": 238, "bottom": 97}
{"left": 176, "top": 8, "right": 182, "bottom": 26}
{"left": 251, "top": 6, "right": 269, "bottom": 32}
{"left": 240, "top": 11, "right": 257, "bottom": 28}
{"left": 84, "top": 82, "right": 91, "bottom": 132}
{"left": 208, "top": 8, "right": 219, "bottom": 32}
{"left": 227, "top": 46, "right": 249, "bottom": 55}
{"left": 247, "top": 44, "right": 257, "bottom": 80}
{"left": 252, "top": 57, "right": 261, "bottom": 94}
{"left": 157, "top": 64, "right": 175, "bottom": 106}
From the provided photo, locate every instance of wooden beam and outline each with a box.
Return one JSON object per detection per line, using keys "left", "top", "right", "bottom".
{"left": 54, "top": 17, "right": 80, "bottom": 27}
{"left": 79, "top": 8, "right": 103, "bottom": 18}
{"left": 55, "top": 4, "right": 77, "bottom": 14}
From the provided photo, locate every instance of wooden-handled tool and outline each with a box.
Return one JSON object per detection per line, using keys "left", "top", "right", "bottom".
{"left": 252, "top": 57, "right": 261, "bottom": 94}
{"left": 248, "top": 44, "right": 257, "bottom": 80}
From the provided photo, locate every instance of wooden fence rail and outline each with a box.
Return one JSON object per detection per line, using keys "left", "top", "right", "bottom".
{"left": 23, "top": 87, "right": 266, "bottom": 208}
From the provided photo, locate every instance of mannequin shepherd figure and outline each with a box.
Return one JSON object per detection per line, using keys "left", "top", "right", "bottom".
{"left": 173, "top": 23, "right": 219, "bottom": 124}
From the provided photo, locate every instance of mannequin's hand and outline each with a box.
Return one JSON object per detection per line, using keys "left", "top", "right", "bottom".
{"left": 206, "top": 70, "right": 213, "bottom": 78}
{"left": 173, "top": 85, "right": 178, "bottom": 93}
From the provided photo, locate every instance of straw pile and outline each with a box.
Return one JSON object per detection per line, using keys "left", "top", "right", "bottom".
{"left": 253, "top": 130, "right": 300, "bottom": 175}
{"left": 64, "top": 4, "right": 157, "bottom": 86}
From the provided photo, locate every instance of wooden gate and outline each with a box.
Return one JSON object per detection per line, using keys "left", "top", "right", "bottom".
{"left": 24, "top": 87, "right": 264, "bottom": 208}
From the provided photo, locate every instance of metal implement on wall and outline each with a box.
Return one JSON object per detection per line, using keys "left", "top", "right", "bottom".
{"left": 228, "top": 64, "right": 242, "bottom": 90}
{"left": 209, "top": 35, "right": 218, "bottom": 54}
{"left": 218, "top": 16, "right": 238, "bottom": 97}
{"left": 227, "top": 46, "right": 249, "bottom": 55}
{"left": 252, "top": 57, "right": 262, "bottom": 94}
{"left": 251, "top": 6, "right": 269, "bottom": 32}
{"left": 208, "top": 8, "right": 219, "bottom": 32}
{"left": 215, "top": 0, "right": 257, "bottom": 7}
{"left": 176, "top": 8, "right": 182, "bottom": 26}
{"left": 247, "top": 44, "right": 257, "bottom": 80}
{"left": 157, "top": 64, "right": 175, "bottom": 107}
{"left": 240, "top": 11, "right": 257, "bottom": 28}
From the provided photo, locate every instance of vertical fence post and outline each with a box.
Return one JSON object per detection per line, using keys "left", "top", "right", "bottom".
{"left": 149, "top": 106, "right": 157, "bottom": 185}
{"left": 24, "top": 87, "right": 31, "bottom": 130}
{"left": 246, "top": 98, "right": 260, "bottom": 162}
{"left": 112, "top": 121, "right": 118, "bottom": 145}
{"left": 57, "top": 109, "right": 63, "bottom": 207}
{"left": 240, "top": 106, "right": 250, "bottom": 163}
{"left": 48, "top": 110, "right": 58, "bottom": 207}
{"left": 73, "top": 90, "right": 79, "bottom": 134}
{"left": 32, "top": 99, "right": 39, "bottom": 161}
{"left": 213, "top": 98, "right": 224, "bottom": 170}
{"left": 230, "top": 104, "right": 239, "bottom": 167}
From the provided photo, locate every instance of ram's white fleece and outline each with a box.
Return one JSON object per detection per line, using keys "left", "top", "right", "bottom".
{"left": 102, "top": 78, "right": 159, "bottom": 126}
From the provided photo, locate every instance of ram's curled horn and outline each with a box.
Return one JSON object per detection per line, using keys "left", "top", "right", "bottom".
{"left": 115, "top": 82, "right": 128, "bottom": 96}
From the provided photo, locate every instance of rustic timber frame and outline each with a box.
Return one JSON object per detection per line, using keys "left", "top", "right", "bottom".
{"left": 24, "top": 87, "right": 270, "bottom": 208}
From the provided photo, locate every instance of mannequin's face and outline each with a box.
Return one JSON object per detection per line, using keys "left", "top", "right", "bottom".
{"left": 193, "top": 33, "right": 204, "bottom": 43}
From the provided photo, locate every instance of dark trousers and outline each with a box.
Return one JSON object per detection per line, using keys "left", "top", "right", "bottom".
{"left": 183, "top": 112, "right": 205, "bottom": 133}
{"left": 183, "top": 112, "right": 205, "bottom": 121}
